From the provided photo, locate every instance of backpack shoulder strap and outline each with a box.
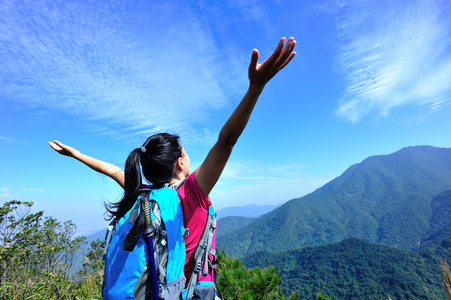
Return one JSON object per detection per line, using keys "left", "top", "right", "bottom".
{"left": 103, "top": 218, "right": 118, "bottom": 256}
{"left": 185, "top": 206, "right": 218, "bottom": 300}
{"left": 123, "top": 188, "right": 153, "bottom": 252}
{"left": 168, "top": 178, "right": 186, "bottom": 190}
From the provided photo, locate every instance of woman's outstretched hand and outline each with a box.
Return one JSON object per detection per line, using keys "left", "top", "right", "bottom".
{"left": 48, "top": 140, "right": 80, "bottom": 158}
{"left": 248, "top": 37, "right": 296, "bottom": 94}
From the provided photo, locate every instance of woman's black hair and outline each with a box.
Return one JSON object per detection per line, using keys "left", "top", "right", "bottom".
{"left": 106, "top": 133, "right": 182, "bottom": 220}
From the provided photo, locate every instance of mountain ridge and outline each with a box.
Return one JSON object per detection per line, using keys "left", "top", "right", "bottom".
{"left": 217, "top": 145, "right": 451, "bottom": 257}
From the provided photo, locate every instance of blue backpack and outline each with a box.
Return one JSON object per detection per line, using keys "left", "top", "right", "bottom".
{"left": 103, "top": 181, "right": 187, "bottom": 300}
{"left": 102, "top": 180, "right": 221, "bottom": 300}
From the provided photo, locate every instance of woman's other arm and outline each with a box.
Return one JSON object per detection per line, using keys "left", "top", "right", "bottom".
{"left": 49, "top": 140, "right": 125, "bottom": 188}
{"left": 195, "top": 37, "right": 296, "bottom": 196}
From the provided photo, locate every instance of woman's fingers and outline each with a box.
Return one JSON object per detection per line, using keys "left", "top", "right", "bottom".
{"left": 48, "top": 140, "right": 78, "bottom": 157}
{"left": 263, "top": 37, "right": 286, "bottom": 67}
{"left": 48, "top": 141, "right": 62, "bottom": 151}
{"left": 279, "top": 51, "right": 296, "bottom": 71}
{"left": 275, "top": 37, "right": 296, "bottom": 69}
{"left": 249, "top": 49, "right": 260, "bottom": 72}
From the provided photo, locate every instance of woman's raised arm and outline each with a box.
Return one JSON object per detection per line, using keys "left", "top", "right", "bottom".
{"left": 195, "top": 37, "right": 296, "bottom": 197}
{"left": 49, "top": 140, "right": 125, "bottom": 188}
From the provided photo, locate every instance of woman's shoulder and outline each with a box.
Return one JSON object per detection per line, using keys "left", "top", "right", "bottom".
{"left": 178, "top": 172, "right": 210, "bottom": 208}
{"left": 180, "top": 172, "right": 200, "bottom": 192}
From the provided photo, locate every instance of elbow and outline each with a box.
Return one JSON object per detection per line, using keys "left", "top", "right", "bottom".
{"left": 218, "top": 131, "right": 238, "bottom": 151}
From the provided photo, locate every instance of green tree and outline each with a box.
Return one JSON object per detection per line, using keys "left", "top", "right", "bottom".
{"left": 217, "top": 250, "right": 299, "bottom": 300}
{"left": 75, "top": 239, "right": 105, "bottom": 299}
{"left": 317, "top": 291, "right": 334, "bottom": 300}
{"left": 0, "top": 200, "right": 86, "bottom": 299}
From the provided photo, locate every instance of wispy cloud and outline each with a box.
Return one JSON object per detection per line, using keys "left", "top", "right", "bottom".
{"left": 209, "top": 159, "right": 331, "bottom": 208}
{"left": 230, "top": 0, "right": 275, "bottom": 38}
{"left": 0, "top": 187, "right": 14, "bottom": 201}
{"left": 0, "top": 193, "right": 14, "bottom": 201}
{"left": 0, "top": 136, "right": 30, "bottom": 145}
{"left": 0, "top": 1, "right": 246, "bottom": 142}
{"left": 334, "top": 0, "right": 451, "bottom": 123}
{"left": 218, "top": 160, "right": 310, "bottom": 183}
{"left": 21, "top": 188, "right": 47, "bottom": 193}
{"left": 1, "top": 186, "right": 46, "bottom": 193}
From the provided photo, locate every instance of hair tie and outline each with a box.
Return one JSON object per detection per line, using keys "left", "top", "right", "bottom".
{"left": 140, "top": 146, "right": 146, "bottom": 154}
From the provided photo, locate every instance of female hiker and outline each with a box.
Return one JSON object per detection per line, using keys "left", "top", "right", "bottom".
{"left": 49, "top": 37, "right": 296, "bottom": 299}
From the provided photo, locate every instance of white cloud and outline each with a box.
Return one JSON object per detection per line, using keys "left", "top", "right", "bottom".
{"left": 208, "top": 159, "right": 331, "bottom": 208}
{"left": 0, "top": 136, "right": 30, "bottom": 145}
{"left": 219, "top": 161, "right": 251, "bottom": 179}
{"left": 334, "top": 0, "right": 451, "bottom": 123}
{"left": 217, "top": 160, "right": 311, "bottom": 183}
{"left": 1, "top": 186, "right": 46, "bottom": 193}
{"left": 0, "top": 1, "right": 246, "bottom": 142}
{"left": 0, "top": 193, "right": 14, "bottom": 201}
{"left": 230, "top": 0, "right": 275, "bottom": 38}
{"left": 21, "top": 188, "right": 46, "bottom": 193}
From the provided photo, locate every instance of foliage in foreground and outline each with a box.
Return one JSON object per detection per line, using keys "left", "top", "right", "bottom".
{"left": 0, "top": 200, "right": 103, "bottom": 299}
{"left": 316, "top": 291, "right": 333, "bottom": 299}
{"left": 217, "top": 250, "right": 298, "bottom": 300}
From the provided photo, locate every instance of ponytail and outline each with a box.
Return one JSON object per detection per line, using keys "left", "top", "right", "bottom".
{"left": 105, "top": 133, "right": 182, "bottom": 220}
{"left": 106, "top": 148, "right": 142, "bottom": 219}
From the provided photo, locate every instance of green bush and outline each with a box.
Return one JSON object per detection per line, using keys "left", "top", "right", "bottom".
{"left": 217, "top": 250, "right": 299, "bottom": 300}
{"left": 0, "top": 200, "right": 103, "bottom": 299}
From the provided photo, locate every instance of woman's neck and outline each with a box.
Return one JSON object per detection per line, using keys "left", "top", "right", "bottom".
{"left": 169, "top": 174, "right": 186, "bottom": 185}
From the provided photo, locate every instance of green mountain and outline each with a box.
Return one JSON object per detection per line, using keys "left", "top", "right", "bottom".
{"left": 422, "top": 189, "right": 451, "bottom": 247}
{"left": 243, "top": 237, "right": 451, "bottom": 300}
{"left": 217, "top": 216, "right": 256, "bottom": 237}
{"left": 217, "top": 146, "right": 451, "bottom": 257}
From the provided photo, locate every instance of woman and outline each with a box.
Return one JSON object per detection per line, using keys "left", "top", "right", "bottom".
{"left": 49, "top": 37, "right": 296, "bottom": 298}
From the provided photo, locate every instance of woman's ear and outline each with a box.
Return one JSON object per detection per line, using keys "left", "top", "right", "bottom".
{"left": 176, "top": 157, "right": 184, "bottom": 171}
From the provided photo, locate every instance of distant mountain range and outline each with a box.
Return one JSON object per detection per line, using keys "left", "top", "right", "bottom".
{"left": 217, "top": 146, "right": 451, "bottom": 257}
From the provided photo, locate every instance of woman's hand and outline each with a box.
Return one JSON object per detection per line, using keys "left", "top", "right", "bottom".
{"left": 248, "top": 37, "right": 296, "bottom": 94}
{"left": 48, "top": 140, "right": 81, "bottom": 158}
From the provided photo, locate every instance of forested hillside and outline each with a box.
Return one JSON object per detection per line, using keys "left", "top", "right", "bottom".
{"left": 422, "top": 189, "right": 451, "bottom": 248}
{"left": 218, "top": 146, "right": 451, "bottom": 257}
{"left": 244, "top": 237, "right": 451, "bottom": 300}
{"left": 217, "top": 216, "right": 256, "bottom": 237}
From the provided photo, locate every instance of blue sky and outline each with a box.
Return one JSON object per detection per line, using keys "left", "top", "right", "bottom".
{"left": 1, "top": 0, "right": 450, "bottom": 235}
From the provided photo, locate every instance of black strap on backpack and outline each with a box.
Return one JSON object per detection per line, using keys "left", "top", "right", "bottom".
{"left": 185, "top": 209, "right": 219, "bottom": 300}
{"left": 123, "top": 190, "right": 148, "bottom": 252}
